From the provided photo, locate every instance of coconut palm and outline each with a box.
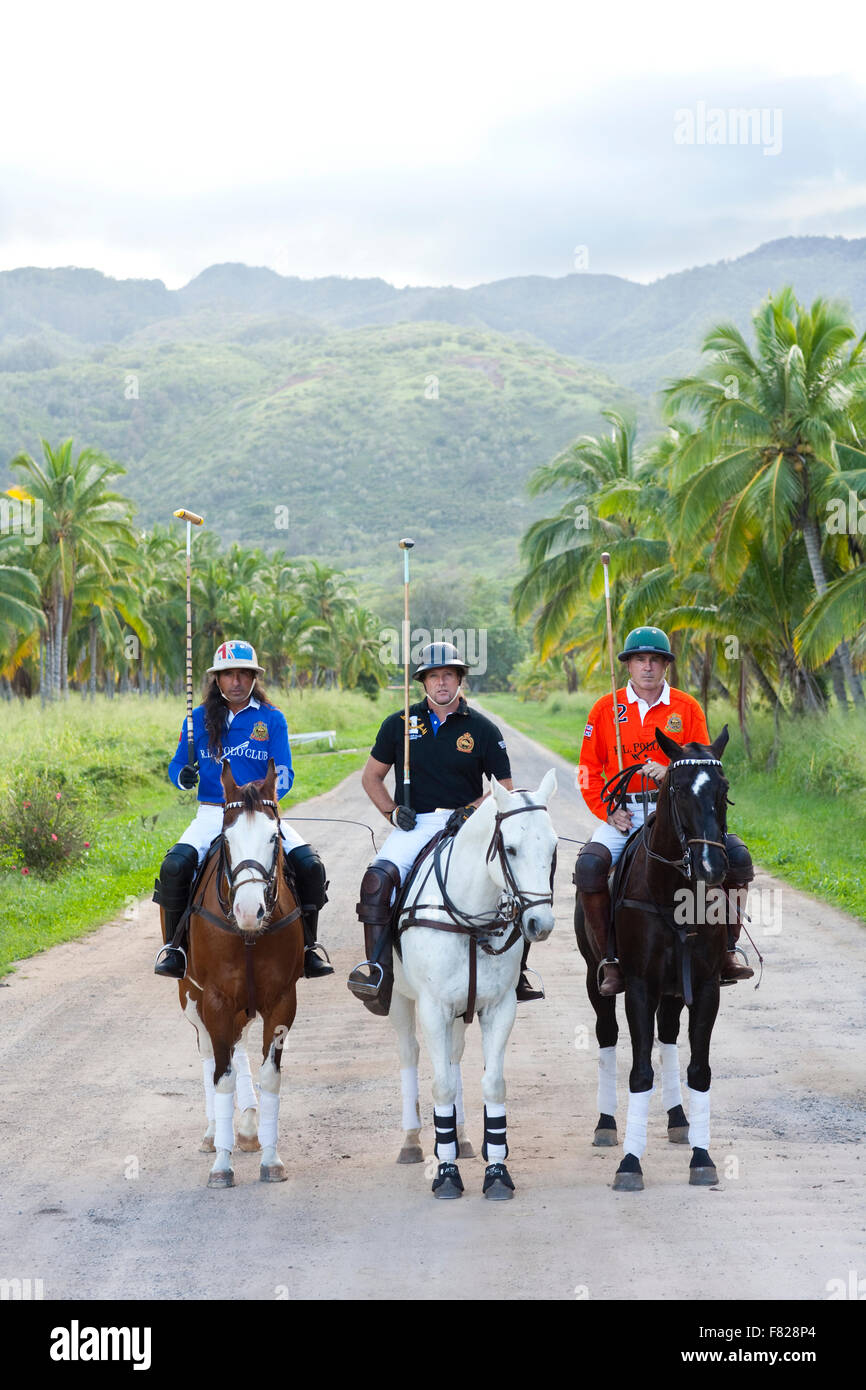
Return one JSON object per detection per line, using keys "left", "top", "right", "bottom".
{"left": 662, "top": 289, "right": 866, "bottom": 707}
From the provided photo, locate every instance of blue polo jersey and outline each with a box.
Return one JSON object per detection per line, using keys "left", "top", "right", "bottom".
{"left": 169, "top": 698, "right": 294, "bottom": 802}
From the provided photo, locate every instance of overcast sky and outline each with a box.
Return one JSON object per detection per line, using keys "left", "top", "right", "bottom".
{"left": 1, "top": 0, "right": 865, "bottom": 289}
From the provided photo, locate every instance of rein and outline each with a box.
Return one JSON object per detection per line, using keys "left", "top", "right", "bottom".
{"left": 399, "top": 802, "right": 553, "bottom": 1024}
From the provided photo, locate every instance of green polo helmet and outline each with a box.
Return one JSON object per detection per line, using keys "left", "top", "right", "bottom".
{"left": 617, "top": 626, "right": 674, "bottom": 662}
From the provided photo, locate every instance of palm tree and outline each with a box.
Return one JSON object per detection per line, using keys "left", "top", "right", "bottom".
{"left": 662, "top": 289, "right": 866, "bottom": 707}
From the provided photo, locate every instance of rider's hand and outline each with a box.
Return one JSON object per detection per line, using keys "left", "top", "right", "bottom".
{"left": 178, "top": 763, "right": 199, "bottom": 790}
{"left": 642, "top": 760, "right": 666, "bottom": 785}
{"left": 390, "top": 805, "right": 417, "bottom": 831}
{"left": 445, "top": 805, "right": 476, "bottom": 835}
{"left": 607, "top": 807, "right": 632, "bottom": 833}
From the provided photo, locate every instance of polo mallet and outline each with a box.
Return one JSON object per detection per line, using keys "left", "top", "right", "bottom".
{"left": 398, "top": 538, "right": 415, "bottom": 807}
{"left": 173, "top": 509, "right": 204, "bottom": 768}
{"left": 601, "top": 552, "right": 624, "bottom": 775}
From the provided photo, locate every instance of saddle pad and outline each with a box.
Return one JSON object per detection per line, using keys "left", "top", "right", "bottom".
{"left": 391, "top": 829, "right": 450, "bottom": 956}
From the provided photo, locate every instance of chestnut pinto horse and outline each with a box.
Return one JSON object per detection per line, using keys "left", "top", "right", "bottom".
{"left": 574, "top": 725, "right": 733, "bottom": 1191}
{"left": 173, "top": 758, "right": 305, "bottom": 1189}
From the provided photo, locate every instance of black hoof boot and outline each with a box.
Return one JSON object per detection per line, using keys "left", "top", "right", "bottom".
{"left": 593, "top": 1113, "right": 618, "bottom": 1147}
{"left": 431, "top": 1162, "right": 464, "bottom": 1199}
{"left": 304, "top": 946, "right": 334, "bottom": 979}
{"left": 667, "top": 1104, "right": 690, "bottom": 1144}
{"left": 482, "top": 1162, "right": 515, "bottom": 1200}
{"left": 154, "top": 946, "right": 186, "bottom": 979}
{"left": 689, "top": 1147, "right": 718, "bottom": 1185}
{"left": 613, "top": 1153, "right": 644, "bottom": 1191}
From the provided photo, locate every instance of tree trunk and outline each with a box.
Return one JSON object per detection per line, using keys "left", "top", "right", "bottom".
{"left": 737, "top": 660, "right": 751, "bottom": 762}
{"left": 745, "top": 648, "right": 781, "bottom": 709}
{"left": 562, "top": 652, "right": 578, "bottom": 694}
{"left": 89, "top": 620, "right": 97, "bottom": 700}
{"left": 802, "top": 515, "right": 863, "bottom": 707}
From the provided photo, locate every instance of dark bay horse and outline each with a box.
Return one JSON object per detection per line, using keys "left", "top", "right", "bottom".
{"left": 171, "top": 758, "right": 305, "bottom": 1189}
{"left": 575, "top": 726, "right": 734, "bottom": 1191}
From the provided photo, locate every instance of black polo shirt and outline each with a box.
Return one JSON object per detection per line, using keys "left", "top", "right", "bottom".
{"left": 370, "top": 697, "right": 512, "bottom": 813}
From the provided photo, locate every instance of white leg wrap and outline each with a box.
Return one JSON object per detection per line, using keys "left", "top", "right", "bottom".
{"left": 451, "top": 1063, "right": 465, "bottom": 1128}
{"left": 687, "top": 1085, "right": 711, "bottom": 1150}
{"left": 214, "top": 1089, "right": 235, "bottom": 1153}
{"left": 400, "top": 1066, "right": 420, "bottom": 1132}
{"left": 597, "top": 1046, "right": 617, "bottom": 1116}
{"left": 623, "top": 1087, "right": 654, "bottom": 1160}
{"left": 201, "top": 1058, "right": 215, "bottom": 1124}
{"left": 659, "top": 1043, "right": 682, "bottom": 1110}
{"left": 484, "top": 1101, "right": 507, "bottom": 1161}
{"left": 433, "top": 1104, "right": 457, "bottom": 1162}
{"left": 258, "top": 1089, "right": 279, "bottom": 1150}
{"left": 233, "top": 1047, "right": 257, "bottom": 1112}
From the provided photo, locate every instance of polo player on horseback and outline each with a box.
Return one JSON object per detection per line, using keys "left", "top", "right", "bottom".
{"left": 574, "top": 626, "right": 754, "bottom": 996}
{"left": 152, "top": 639, "right": 332, "bottom": 980}
{"left": 348, "top": 640, "right": 544, "bottom": 1013}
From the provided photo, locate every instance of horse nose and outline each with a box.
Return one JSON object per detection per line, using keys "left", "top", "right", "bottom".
{"left": 526, "top": 908, "right": 554, "bottom": 942}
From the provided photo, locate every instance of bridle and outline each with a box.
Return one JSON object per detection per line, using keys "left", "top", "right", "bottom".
{"left": 602, "top": 759, "right": 730, "bottom": 880}
{"left": 214, "top": 797, "right": 290, "bottom": 929}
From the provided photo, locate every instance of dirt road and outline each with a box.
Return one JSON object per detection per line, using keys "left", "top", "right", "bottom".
{"left": 0, "top": 712, "right": 863, "bottom": 1302}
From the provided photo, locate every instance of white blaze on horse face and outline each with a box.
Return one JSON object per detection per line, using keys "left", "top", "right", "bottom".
{"left": 224, "top": 811, "right": 278, "bottom": 931}
{"left": 691, "top": 771, "right": 710, "bottom": 796}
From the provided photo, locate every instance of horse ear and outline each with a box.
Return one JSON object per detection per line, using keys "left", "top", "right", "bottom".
{"left": 220, "top": 758, "right": 238, "bottom": 795}
{"left": 490, "top": 775, "right": 511, "bottom": 810}
{"left": 710, "top": 724, "right": 730, "bottom": 760}
{"left": 655, "top": 727, "right": 683, "bottom": 762}
{"left": 536, "top": 768, "right": 557, "bottom": 804}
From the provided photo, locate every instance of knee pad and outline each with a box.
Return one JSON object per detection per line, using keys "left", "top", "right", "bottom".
{"left": 723, "top": 834, "right": 754, "bottom": 887}
{"left": 357, "top": 860, "right": 401, "bottom": 922}
{"left": 154, "top": 842, "right": 199, "bottom": 910}
{"left": 573, "top": 843, "right": 612, "bottom": 894}
{"left": 286, "top": 843, "right": 329, "bottom": 909}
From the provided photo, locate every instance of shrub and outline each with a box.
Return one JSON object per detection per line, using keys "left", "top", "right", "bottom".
{"left": 0, "top": 775, "right": 95, "bottom": 877}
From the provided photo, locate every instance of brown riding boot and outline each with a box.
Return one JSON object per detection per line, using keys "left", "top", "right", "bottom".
{"left": 347, "top": 860, "right": 401, "bottom": 1016}
{"left": 583, "top": 890, "right": 625, "bottom": 996}
{"left": 720, "top": 875, "right": 755, "bottom": 983}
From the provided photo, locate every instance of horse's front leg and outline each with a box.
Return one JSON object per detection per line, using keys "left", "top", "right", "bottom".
{"left": 450, "top": 1015, "right": 475, "bottom": 1159}
{"left": 206, "top": 1026, "right": 237, "bottom": 1189}
{"left": 258, "top": 999, "right": 296, "bottom": 1182}
{"left": 181, "top": 989, "right": 217, "bottom": 1154}
{"left": 613, "top": 978, "right": 658, "bottom": 1192}
{"left": 389, "top": 989, "right": 423, "bottom": 1164}
{"left": 656, "top": 995, "right": 689, "bottom": 1143}
{"left": 232, "top": 1033, "right": 261, "bottom": 1153}
{"left": 478, "top": 983, "right": 518, "bottom": 1200}
{"left": 685, "top": 975, "right": 720, "bottom": 1185}
{"left": 417, "top": 994, "right": 463, "bottom": 1199}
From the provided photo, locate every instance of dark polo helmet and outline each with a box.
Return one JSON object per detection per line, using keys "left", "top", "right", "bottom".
{"left": 618, "top": 626, "right": 674, "bottom": 662}
{"left": 413, "top": 641, "right": 469, "bottom": 680}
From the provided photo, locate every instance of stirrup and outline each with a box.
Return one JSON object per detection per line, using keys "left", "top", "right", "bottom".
{"left": 516, "top": 965, "right": 545, "bottom": 1001}
{"left": 596, "top": 956, "right": 619, "bottom": 990}
{"left": 154, "top": 943, "right": 187, "bottom": 977}
{"left": 720, "top": 946, "right": 754, "bottom": 984}
{"left": 347, "top": 959, "right": 384, "bottom": 997}
{"left": 305, "top": 941, "right": 332, "bottom": 964}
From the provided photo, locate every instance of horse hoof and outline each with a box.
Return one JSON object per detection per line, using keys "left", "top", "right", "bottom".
{"left": 396, "top": 1145, "right": 424, "bottom": 1164}
{"left": 613, "top": 1170, "right": 644, "bottom": 1191}
{"left": 200, "top": 1137, "right": 216, "bottom": 1153}
{"left": 260, "top": 1163, "right": 287, "bottom": 1183}
{"left": 593, "top": 1128, "right": 619, "bottom": 1147}
{"left": 207, "top": 1168, "right": 235, "bottom": 1189}
{"left": 689, "top": 1166, "right": 718, "bottom": 1186}
{"left": 432, "top": 1162, "right": 464, "bottom": 1199}
{"left": 458, "top": 1139, "right": 476, "bottom": 1159}
{"left": 667, "top": 1126, "right": 690, "bottom": 1144}
{"left": 482, "top": 1163, "right": 515, "bottom": 1200}
{"left": 237, "top": 1134, "right": 262, "bottom": 1153}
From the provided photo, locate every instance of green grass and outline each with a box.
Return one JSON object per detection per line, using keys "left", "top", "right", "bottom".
{"left": 0, "top": 689, "right": 401, "bottom": 974}
{"left": 481, "top": 691, "right": 866, "bottom": 924}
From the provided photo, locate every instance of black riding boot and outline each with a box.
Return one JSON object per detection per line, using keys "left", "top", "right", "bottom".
{"left": 153, "top": 843, "right": 199, "bottom": 978}
{"left": 285, "top": 844, "right": 333, "bottom": 979}
{"left": 347, "top": 860, "right": 401, "bottom": 1016}
{"left": 516, "top": 941, "right": 544, "bottom": 1001}
{"left": 574, "top": 843, "right": 624, "bottom": 996}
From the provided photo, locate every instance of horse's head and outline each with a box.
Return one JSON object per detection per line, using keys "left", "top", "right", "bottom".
{"left": 219, "top": 758, "right": 282, "bottom": 932}
{"left": 654, "top": 725, "right": 730, "bottom": 885}
{"left": 480, "top": 771, "right": 558, "bottom": 942}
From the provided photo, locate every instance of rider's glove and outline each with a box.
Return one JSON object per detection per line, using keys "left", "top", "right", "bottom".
{"left": 445, "top": 804, "right": 476, "bottom": 835}
{"left": 390, "top": 805, "right": 417, "bottom": 831}
{"left": 178, "top": 763, "right": 199, "bottom": 790}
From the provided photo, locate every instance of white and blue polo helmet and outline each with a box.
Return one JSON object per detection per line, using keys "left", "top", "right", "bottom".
{"left": 207, "top": 640, "right": 264, "bottom": 675}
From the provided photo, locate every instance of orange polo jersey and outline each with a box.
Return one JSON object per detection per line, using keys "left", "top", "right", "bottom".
{"left": 579, "top": 685, "right": 710, "bottom": 821}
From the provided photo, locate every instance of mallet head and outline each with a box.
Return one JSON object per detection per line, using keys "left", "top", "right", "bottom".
{"left": 398, "top": 538, "right": 415, "bottom": 550}
{"left": 173, "top": 509, "right": 204, "bottom": 526}
{"left": 601, "top": 552, "right": 611, "bottom": 566}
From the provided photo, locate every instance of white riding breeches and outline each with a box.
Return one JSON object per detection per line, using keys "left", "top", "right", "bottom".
{"left": 377, "top": 810, "right": 452, "bottom": 884}
{"left": 587, "top": 801, "right": 652, "bottom": 866}
{"left": 178, "top": 804, "right": 306, "bottom": 864}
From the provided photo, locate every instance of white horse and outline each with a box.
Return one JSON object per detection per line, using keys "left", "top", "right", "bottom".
{"left": 389, "top": 772, "right": 557, "bottom": 1199}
